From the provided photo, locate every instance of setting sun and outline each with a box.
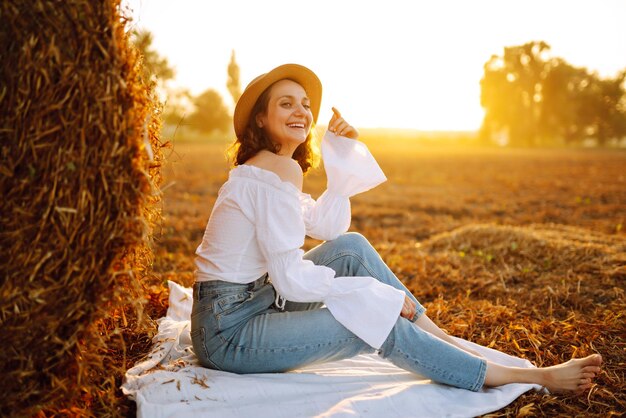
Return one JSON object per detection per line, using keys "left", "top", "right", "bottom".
{"left": 124, "top": 0, "right": 625, "bottom": 131}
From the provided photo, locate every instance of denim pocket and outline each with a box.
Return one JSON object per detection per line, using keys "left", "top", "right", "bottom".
{"left": 214, "top": 291, "right": 251, "bottom": 330}
{"left": 214, "top": 284, "right": 277, "bottom": 331}
{"left": 214, "top": 291, "right": 249, "bottom": 314}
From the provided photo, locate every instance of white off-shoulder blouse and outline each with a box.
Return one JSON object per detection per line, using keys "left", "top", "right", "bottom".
{"left": 194, "top": 132, "right": 405, "bottom": 349}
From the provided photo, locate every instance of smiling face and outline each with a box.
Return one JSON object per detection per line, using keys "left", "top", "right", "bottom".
{"left": 256, "top": 79, "right": 313, "bottom": 154}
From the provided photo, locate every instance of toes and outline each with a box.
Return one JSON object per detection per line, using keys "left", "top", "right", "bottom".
{"left": 582, "top": 365, "right": 601, "bottom": 373}
{"left": 578, "top": 354, "right": 602, "bottom": 369}
{"left": 590, "top": 354, "right": 602, "bottom": 365}
{"left": 579, "top": 354, "right": 602, "bottom": 365}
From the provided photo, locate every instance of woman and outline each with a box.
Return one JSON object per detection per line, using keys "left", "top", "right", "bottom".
{"left": 191, "top": 63, "right": 601, "bottom": 393}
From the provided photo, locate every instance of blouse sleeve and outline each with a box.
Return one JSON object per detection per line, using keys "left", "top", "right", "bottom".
{"left": 301, "top": 131, "right": 388, "bottom": 241}
{"left": 321, "top": 131, "right": 387, "bottom": 197}
{"left": 254, "top": 188, "right": 405, "bottom": 349}
{"left": 300, "top": 191, "right": 351, "bottom": 241}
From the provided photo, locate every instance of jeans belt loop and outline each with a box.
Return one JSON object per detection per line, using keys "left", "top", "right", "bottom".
{"left": 274, "top": 293, "right": 286, "bottom": 311}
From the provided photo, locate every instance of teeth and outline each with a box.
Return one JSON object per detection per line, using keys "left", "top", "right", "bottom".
{"left": 288, "top": 123, "right": 304, "bottom": 128}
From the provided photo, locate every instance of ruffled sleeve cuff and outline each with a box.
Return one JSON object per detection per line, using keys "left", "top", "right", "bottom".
{"left": 321, "top": 131, "right": 387, "bottom": 197}
{"left": 266, "top": 249, "right": 405, "bottom": 349}
{"left": 324, "top": 277, "right": 405, "bottom": 349}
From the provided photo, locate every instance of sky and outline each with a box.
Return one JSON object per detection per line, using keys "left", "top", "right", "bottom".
{"left": 123, "top": 0, "right": 626, "bottom": 131}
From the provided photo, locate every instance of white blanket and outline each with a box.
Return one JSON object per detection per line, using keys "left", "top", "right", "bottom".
{"left": 122, "top": 281, "right": 541, "bottom": 418}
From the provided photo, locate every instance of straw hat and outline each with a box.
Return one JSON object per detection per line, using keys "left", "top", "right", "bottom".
{"left": 233, "top": 63, "right": 322, "bottom": 139}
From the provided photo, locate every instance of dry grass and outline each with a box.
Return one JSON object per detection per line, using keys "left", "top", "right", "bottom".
{"left": 140, "top": 139, "right": 624, "bottom": 417}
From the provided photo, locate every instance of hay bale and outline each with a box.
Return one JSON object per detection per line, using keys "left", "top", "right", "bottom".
{"left": 418, "top": 223, "right": 625, "bottom": 311}
{"left": 422, "top": 223, "right": 625, "bottom": 275}
{"left": 0, "top": 1, "right": 164, "bottom": 415}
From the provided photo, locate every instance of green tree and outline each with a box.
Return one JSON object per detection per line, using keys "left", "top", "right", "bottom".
{"left": 227, "top": 50, "right": 242, "bottom": 104}
{"left": 131, "top": 29, "right": 175, "bottom": 87}
{"left": 541, "top": 61, "right": 626, "bottom": 145}
{"left": 131, "top": 29, "right": 188, "bottom": 126}
{"left": 539, "top": 58, "right": 587, "bottom": 144}
{"left": 187, "top": 89, "right": 230, "bottom": 134}
{"left": 480, "top": 41, "right": 626, "bottom": 146}
{"left": 584, "top": 71, "right": 626, "bottom": 145}
{"left": 162, "top": 87, "right": 192, "bottom": 126}
{"left": 480, "top": 41, "right": 550, "bottom": 146}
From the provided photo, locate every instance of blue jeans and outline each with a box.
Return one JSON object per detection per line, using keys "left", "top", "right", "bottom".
{"left": 191, "top": 232, "right": 487, "bottom": 391}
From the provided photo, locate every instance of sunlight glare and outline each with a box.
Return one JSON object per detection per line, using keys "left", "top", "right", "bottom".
{"left": 124, "top": 0, "right": 626, "bottom": 131}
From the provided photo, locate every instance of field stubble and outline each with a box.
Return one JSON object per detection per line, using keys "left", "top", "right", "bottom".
{"left": 146, "top": 138, "right": 625, "bottom": 417}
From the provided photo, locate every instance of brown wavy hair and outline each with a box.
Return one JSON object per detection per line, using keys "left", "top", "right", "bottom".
{"left": 227, "top": 79, "right": 320, "bottom": 174}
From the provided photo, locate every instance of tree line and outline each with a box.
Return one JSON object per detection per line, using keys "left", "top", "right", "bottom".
{"left": 132, "top": 29, "right": 237, "bottom": 136}
{"left": 480, "top": 41, "right": 626, "bottom": 147}
{"left": 134, "top": 31, "right": 626, "bottom": 146}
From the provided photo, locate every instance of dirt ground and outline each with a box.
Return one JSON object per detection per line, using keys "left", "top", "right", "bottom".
{"left": 141, "top": 138, "right": 625, "bottom": 417}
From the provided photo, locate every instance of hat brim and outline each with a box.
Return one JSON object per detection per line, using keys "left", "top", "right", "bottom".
{"left": 233, "top": 63, "right": 322, "bottom": 139}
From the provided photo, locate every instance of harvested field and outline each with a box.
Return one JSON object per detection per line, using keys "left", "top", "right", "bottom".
{"left": 135, "top": 138, "right": 625, "bottom": 417}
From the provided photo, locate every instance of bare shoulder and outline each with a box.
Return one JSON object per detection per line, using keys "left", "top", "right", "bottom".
{"left": 273, "top": 157, "right": 304, "bottom": 191}
{"left": 245, "top": 151, "right": 303, "bottom": 191}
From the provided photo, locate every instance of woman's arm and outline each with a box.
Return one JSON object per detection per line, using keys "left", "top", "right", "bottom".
{"left": 302, "top": 108, "right": 385, "bottom": 240}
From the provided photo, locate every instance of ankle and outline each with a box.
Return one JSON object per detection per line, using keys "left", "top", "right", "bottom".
{"left": 535, "top": 368, "right": 551, "bottom": 388}
{"left": 510, "top": 366, "right": 547, "bottom": 387}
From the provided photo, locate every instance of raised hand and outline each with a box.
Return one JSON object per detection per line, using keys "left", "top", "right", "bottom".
{"left": 328, "top": 107, "right": 359, "bottom": 139}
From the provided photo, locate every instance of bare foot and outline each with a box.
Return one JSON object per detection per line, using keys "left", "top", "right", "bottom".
{"left": 541, "top": 354, "right": 602, "bottom": 393}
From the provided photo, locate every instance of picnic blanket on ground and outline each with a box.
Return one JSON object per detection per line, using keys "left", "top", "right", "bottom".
{"left": 122, "top": 281, "right": 541, "bottom": 418}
